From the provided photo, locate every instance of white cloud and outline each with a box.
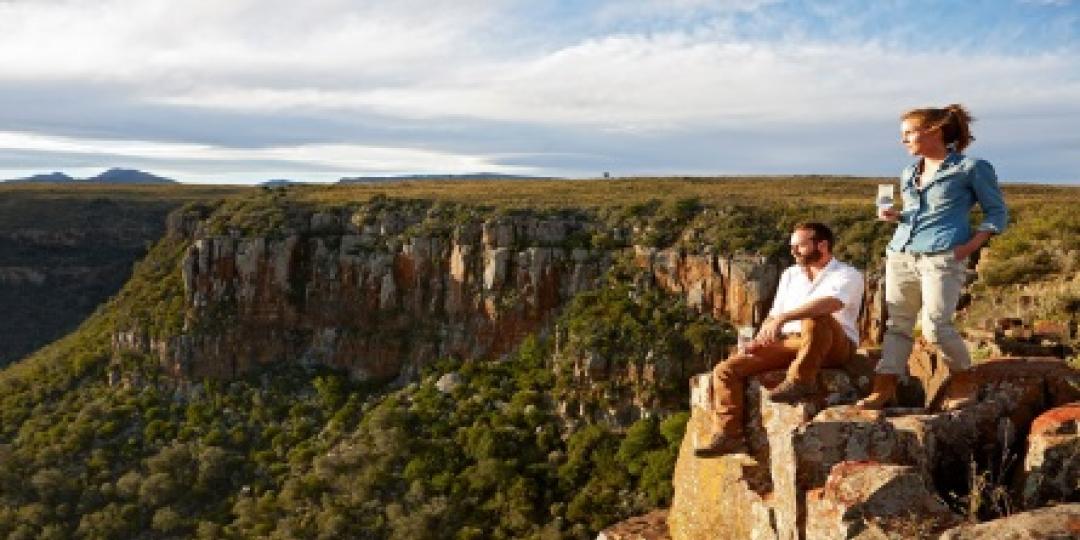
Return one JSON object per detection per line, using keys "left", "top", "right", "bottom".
{"left": 6, "top": 0, "right": 1078, "bottom": 133}
{"left": 150, "top": 35, "right": 1080, "bottom": 134}
{"left": 0, "top": 0, "right": 504, "bottom": 85}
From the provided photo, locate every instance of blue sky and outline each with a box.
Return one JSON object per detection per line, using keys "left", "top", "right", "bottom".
{"left": 1, "top": 0, "right": 1077, "bottom": 184}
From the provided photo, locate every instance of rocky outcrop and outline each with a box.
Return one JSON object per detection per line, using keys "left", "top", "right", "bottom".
{"left": 668, "top": 357, "right": 1080, "bottom": 540}
{"left": 938, "top": 503, "right": 1080, "bottom": 539}
{"left": 805, "top": 462, "right": 959, "bottom": 539}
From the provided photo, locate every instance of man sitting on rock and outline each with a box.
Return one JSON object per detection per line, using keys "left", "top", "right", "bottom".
{"left": 695, "top": 222, "right": 864, "bottom": 457}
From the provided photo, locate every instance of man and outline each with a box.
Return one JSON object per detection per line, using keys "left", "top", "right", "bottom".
{"left": 695, "top": 222, "right": 864, "bottom": 457}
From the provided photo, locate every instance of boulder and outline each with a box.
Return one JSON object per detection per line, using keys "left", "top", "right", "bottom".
{"left": 805, "top": 461, "right": 959, "bottom": 539}
{"left": 938, "top": 503, "right": 1080, "bottom": 539}
{"left": 1019, "top": 402, "right": 1080, "bottom": 509}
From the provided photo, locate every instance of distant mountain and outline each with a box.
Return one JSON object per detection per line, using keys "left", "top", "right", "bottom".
{"left": 9, "top": 172, "right": 76, "bottom": 183}
{"left": 86, "top": 168, "right": 176, "bottom": 184}
{"left": 5, "top": 168, "right": 176, "bottom": 184}
{"left": 260, "top": 179, "right": 301, "bottom": 187}
{"left": 338, "top": 172, "right": 550, "bottom": 183}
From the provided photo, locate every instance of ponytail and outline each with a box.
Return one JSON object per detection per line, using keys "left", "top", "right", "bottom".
{"left": 901, "top": 104, "right": 976, "bottom": 152}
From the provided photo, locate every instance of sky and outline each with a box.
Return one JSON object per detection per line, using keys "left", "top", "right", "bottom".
{"left": 1, "top": 0, "right": 1078, "bottom": 184}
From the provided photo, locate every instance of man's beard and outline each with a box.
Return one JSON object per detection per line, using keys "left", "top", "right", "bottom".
{"left": 795, "top": 247, "right": 822, "bottom": 266}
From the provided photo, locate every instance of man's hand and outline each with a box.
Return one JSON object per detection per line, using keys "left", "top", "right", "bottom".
{"left": 749, "top": 316, "right": 785, "bottom": 351}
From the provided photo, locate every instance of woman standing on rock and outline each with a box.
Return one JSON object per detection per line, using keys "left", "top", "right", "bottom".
{"left": 858, "top": 104, "right": 1008, "bottom": 409}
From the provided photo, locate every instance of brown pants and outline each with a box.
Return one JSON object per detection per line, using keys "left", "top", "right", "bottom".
{"left": 710, "top": 315, "right": 855, "bottom": 438}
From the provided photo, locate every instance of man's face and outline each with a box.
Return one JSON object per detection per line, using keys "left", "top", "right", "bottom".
{"left": 789, "top": 229, "right": 823, "bottom": 266}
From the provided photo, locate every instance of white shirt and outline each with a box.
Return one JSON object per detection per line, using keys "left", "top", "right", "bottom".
{"left": 767, "top": 258, "right": 864, "bottom": 345}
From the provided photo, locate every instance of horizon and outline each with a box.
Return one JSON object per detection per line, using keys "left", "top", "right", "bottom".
{"left": 1, "top": 0, "right": 1078, "bottom": 185}
{"left": 6, "top": 168, "right": 1079, "bottom": 188}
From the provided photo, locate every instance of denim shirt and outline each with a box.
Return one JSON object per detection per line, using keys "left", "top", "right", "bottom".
{"left": 887, "top": 152, "right": 1008, "bottom": 253}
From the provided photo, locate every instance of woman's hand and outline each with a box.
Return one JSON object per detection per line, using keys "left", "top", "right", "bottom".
{"left": 954, "top": 231, "right": 994, "bottom": 261}
{"left": 877, "top": 208, "right": 900, "bottom": 222}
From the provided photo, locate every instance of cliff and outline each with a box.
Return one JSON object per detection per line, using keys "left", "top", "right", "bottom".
{"left": 111, "top": 199, "right": 888, "bottom": 414}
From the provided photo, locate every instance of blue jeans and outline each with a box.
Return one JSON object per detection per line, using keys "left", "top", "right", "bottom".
{"left": 879, "top": 250, "right": 971, "bottom": 375}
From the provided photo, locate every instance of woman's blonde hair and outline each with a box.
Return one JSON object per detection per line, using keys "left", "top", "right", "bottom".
{"left": 902, "top": 104, "right": 975, "bottom": 153}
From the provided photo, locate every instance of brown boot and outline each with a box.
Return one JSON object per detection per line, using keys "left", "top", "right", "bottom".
{"left": 766, "top": 378, "right": 816, "bottom": 404}
{"left": 939, "top": 370, "right": 979, "bottom": 411}
{"left": 694, "top": 412, "right": 748, "bottom": 458}
{"left": 855, "top": 374, "right": 898, "bottom": 409}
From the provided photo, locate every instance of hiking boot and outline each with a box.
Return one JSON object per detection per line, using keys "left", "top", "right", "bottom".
{"left": 766, "top": 379, "right": 815, "bottom": 404}
{"left": 855, "top": 374, "right": 898, "bottom": 410}
{"left": 693, "top": 432, "right": 748, "bottom": 457}
{"left": 938, "top": 370, "right": 979, "bottom": 411}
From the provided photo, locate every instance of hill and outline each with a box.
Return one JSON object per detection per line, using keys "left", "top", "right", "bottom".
{"left": 8, "top": 172, "right": 76, "bottom": 183}
{"left": 6, "top": 168, "right": 177, "bottom": 184}
{"left": 338, "top": 172, "right": 552, "bottom": 183}
{"left": 87, "top": 168, "right": 176, "bottom": 184}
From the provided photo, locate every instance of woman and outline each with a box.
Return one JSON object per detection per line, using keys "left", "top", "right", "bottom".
{"left": 857, "top": 104, "right": 1008, "bottom": 409}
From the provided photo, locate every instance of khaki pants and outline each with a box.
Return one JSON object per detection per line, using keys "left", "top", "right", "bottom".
{"left": 879, "top": 250, "right": 971, "bottom": 375}
{"left": 709, "top": 315, "right": 855, "bottom": 438}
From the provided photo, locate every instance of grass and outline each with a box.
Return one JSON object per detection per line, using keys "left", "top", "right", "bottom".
{"left": 296, "top": 176, "right": 902, "bottom": 209}
{"left": 4, "top": 176, "right": 1077, "bottom": 211}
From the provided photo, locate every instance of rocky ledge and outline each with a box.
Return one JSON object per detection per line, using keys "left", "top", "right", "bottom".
{"left": 604, "top": 356, "right": 1079, "bottom": 539}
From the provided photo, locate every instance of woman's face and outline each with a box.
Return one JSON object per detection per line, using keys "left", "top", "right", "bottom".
{"left": 900, "top": 118, "right": 944, "bottom": 157}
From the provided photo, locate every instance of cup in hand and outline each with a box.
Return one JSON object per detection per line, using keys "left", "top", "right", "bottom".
{"left": 736, "top": 326, "right": 755, "bottom": 353}
{"left": 876, "top": 184, "right": 895, "bottom": 210}
{"left": 876, "top": 184, "right": 896, "bottom": 220}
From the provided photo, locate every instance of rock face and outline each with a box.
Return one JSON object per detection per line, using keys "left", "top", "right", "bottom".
{"left": 136, "top": 212, "right": 615, "bottom": 381}
{"left": 636, "top": 246, "right": 780, "bottom": 326}
{"left": 668, "top": 357, "right": 1080, "bottom": 540}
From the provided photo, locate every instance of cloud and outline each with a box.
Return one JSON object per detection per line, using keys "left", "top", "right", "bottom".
{"left": 150, "top": 35, "right": 1080, "bottom": 134}
{"left": 0, "top": 130, "right": 536, "bottom": 183}
{"left": 0, "top": 0, "right": 506, "bottom": 85}
{"left": 0, "top": 0, "right": 1077, "bottom": 183}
